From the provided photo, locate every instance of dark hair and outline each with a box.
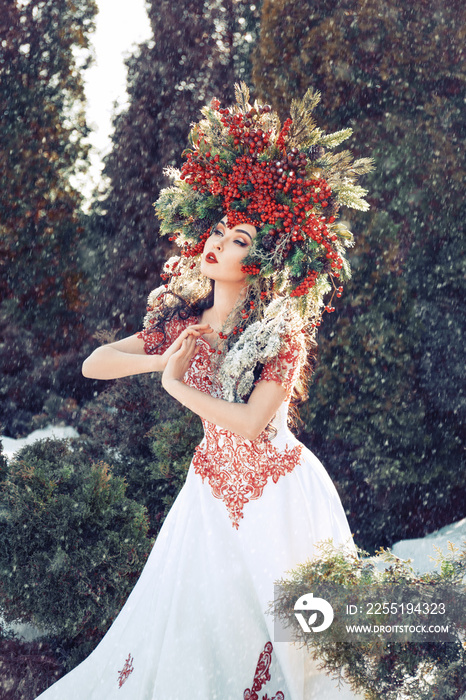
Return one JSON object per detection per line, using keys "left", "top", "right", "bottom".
{"left": 148, "top": 283, "right": 215, "bottom": 348}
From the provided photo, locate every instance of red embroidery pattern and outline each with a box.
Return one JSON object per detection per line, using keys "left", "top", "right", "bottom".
{"left": 244, "top": 642, "right": 285, "bottom": 700}
{"left": 184, "top": 334, "right": 304, "bottom": 528}
{"left": 254, "top": 332, "right": 305, "bottom": 401}
{"left": 244, "top": 641, "right": 272, "bottom": 699}
{"left": 192, "top": 422, "right": 302, "bottom": 529}
{"left": 142, "top": 316, "right": 304, "bottom": 528}
{"left": 117, "top": 653, "right": 134, "bottom": 688}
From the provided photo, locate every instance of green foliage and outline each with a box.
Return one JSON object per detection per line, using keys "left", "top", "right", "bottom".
{"left": 78, "top": 373, "right": 204, "bottom": 537}
{"left": 271, "top": 541, "right": 466, "bottom": 699}
{"left": 0, "top": 0, "right": 96, "bottom": 336}
{"left": 0, "top": 0, "right": 98, "bottom": 436}
{"left": 253, "top": 0, "right": 466, "bottom": 549}
{"left": 0, "top": 318, "right": 96, "bottom": 436}
{"left": 0, "top": 439, "right": 152, "bottom": 641}
{"left": 253, "top": 0, "right": 464, "bottom": 123}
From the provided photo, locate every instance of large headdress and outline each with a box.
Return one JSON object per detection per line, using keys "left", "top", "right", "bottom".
{"left": 148, "top": 84, "right": 373, "bottom": 399}
{"left": 154, "top": 84, "right": 372, "bottom": 328}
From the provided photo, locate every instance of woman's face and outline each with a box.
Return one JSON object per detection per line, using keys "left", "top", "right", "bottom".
{"left": 200, "top": 218, "right": 257, "bottom": 284}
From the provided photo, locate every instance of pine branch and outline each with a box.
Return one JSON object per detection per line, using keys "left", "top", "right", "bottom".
{"left": 288, "top": 88, "right": 321, "bottom": 148}
{"left": 338, "top": 184, "right": 371, "bottom": 211}
{"left": 352, "top": 157, "right": 376, "bottom": 175}
{"left": 234, "top": 82, "right": 251, "bottom": 112}
{"left": 321, "top": 150, "right": 354, "bottom": 174}
{"left": 319, "top": 128, "right": 353, "bottom": 149}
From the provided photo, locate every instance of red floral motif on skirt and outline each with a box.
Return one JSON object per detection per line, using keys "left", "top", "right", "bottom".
{"left": 192, "top": 424, "right": 302, "bottom": 528}
{"left": 244, "top": 641, "right": 285, "bottom": 700}
{"left": 117, "top": 653, "right": 134, "bottom": 688}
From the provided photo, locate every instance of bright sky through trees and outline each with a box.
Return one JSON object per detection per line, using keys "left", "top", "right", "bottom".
{"left": 81, "top": 0, "right": 151, "bottom": 201}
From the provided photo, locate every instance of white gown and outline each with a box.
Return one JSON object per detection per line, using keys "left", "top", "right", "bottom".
{"left": 36, "top": 316, "right": 361, "bottom": 700}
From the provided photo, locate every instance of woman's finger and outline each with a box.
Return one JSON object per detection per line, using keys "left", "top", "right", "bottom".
{"left": 184, "top": 325, "right": 212, "bottom": 338}
{"left": 183, "top": 330, "right": 200, "bottom": 339}
{"left": 184, "top": 336, "right": 197, "bottom": 353}
{"left": 179, "top": 336, "right": 196, "bottom": 355}
{"left": 185, "top": 323, "right": 212, "bottom": 333}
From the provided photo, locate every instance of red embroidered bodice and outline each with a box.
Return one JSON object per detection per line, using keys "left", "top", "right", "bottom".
{"left": 139, "top": 315, "right": 305, "bottom": 528}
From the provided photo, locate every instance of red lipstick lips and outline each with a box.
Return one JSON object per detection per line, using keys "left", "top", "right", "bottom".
{"left": 205, "top": 252, "right": 218, "bottom": 263}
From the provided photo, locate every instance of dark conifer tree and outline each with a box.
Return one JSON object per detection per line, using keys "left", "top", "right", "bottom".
{"left": 0, "top": 0, "right": 97, "bottom": 433}
{"left": 90, "top": 0, "right": 261, "bottom": 332}
{"left": 252, "top": 0, "right": 466, "bottom": 548}
{"left": 0, "top": 0, "right": 96, "bottom": 336}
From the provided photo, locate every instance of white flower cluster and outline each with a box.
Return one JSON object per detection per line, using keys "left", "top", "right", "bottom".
{"left": 218, "top": 298, "right": 299, "bottom": 403}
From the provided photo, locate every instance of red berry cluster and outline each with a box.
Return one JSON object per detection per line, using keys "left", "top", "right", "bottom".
{"left": 229, "top": 298, "right": 258, "bottom": 328}
{"left": 290, "top": 270, "right": 319, "bottom": 298}
{"left": 226, "top": 208, "right": 256, "bottom": 230}
{"left": 177, "top": 100, "right": 345, "bottom": 299}
{"left": 160, "top": 258, "right": 181, "bottom": 282}
{"left": 276, "top": 118, "right": 292, "bottom": 151}
{"left": 180, "top": 144, "right": 344, "bottom": 276}
{"left": 218, "top": 105, "right": 272, "bottom": 154}
{"left": 321, "top": 283, "right": 345, "bottom": 314}
{"left": 180, "top": 147, "right": 225, "bottom": 194}
{"left": 241, "top": 262, "right": 261, "bottom": 275}
{"left": 180, "top": 229, "right": 210, "bottom": 258}
{"left": 161, "top": 230, "right": 212, "bottom": 284}
{"left": 216, "top": 324, "right": 244, "bottom": 347}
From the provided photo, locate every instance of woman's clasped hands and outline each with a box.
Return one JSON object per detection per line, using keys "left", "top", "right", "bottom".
{"left": 161, "top": 323, "right": 211, "bottom": 386}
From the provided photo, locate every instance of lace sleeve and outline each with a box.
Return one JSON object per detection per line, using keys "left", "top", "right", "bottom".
{"left": 255, "top": 332, "right": 305, "bottom": 398}
{"left": 137, "top": 325, "right": 170, "bottom": 355}
{"left": 137, "top": 315, "right": 200, "bottom": 355}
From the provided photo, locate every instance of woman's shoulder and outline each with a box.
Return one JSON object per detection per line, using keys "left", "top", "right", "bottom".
{"left": 266, "top": 329, "right": 306, "bottom": 371}
{"left": 255, "top": 330, "right": 307, "bottom": 399}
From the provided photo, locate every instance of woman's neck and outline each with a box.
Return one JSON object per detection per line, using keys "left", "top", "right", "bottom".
{"left": 207, "top": 281, "right": 246, "bottom": 330}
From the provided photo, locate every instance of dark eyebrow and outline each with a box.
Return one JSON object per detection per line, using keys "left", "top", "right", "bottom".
{"left": 217, "top": 220, "right": 253, "bottom": 242}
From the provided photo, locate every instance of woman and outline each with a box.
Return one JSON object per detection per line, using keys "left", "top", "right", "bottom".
{"left": 37, "top": 84, "right": 372, "bottom": 699}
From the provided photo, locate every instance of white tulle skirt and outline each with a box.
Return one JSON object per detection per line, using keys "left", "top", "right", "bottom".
{"left": 36, "top": 430, "right": 362, "bottom": 700}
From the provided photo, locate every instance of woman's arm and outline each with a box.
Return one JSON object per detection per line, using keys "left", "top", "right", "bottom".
{"left": 161, "top": 335, "right": 287, "bottom": 441}
{"left": 82, "top": 323, "right": 212, "bottom": 380}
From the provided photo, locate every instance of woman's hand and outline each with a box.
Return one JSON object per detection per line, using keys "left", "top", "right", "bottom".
{"left": 160, "top": 323, "right": 212, "bottom": 371}
{"left": 162, "top": 334, "right": 199, "bottom": 391}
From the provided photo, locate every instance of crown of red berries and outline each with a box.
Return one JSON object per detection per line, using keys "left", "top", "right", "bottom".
{"left": 155, "top": 83, "right": 373, "bottom": 326}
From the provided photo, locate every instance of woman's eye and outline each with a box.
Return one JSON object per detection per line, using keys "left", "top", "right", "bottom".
{"left": 212, "top": 229, "right": 247, "bottom": 246}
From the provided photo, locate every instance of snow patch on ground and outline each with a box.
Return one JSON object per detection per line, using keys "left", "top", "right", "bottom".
{"left": 391, "top": 517, "right": 466, "bottom": 574}
{"left": 0, "top": 424, "right": 79, "bottom": 460}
